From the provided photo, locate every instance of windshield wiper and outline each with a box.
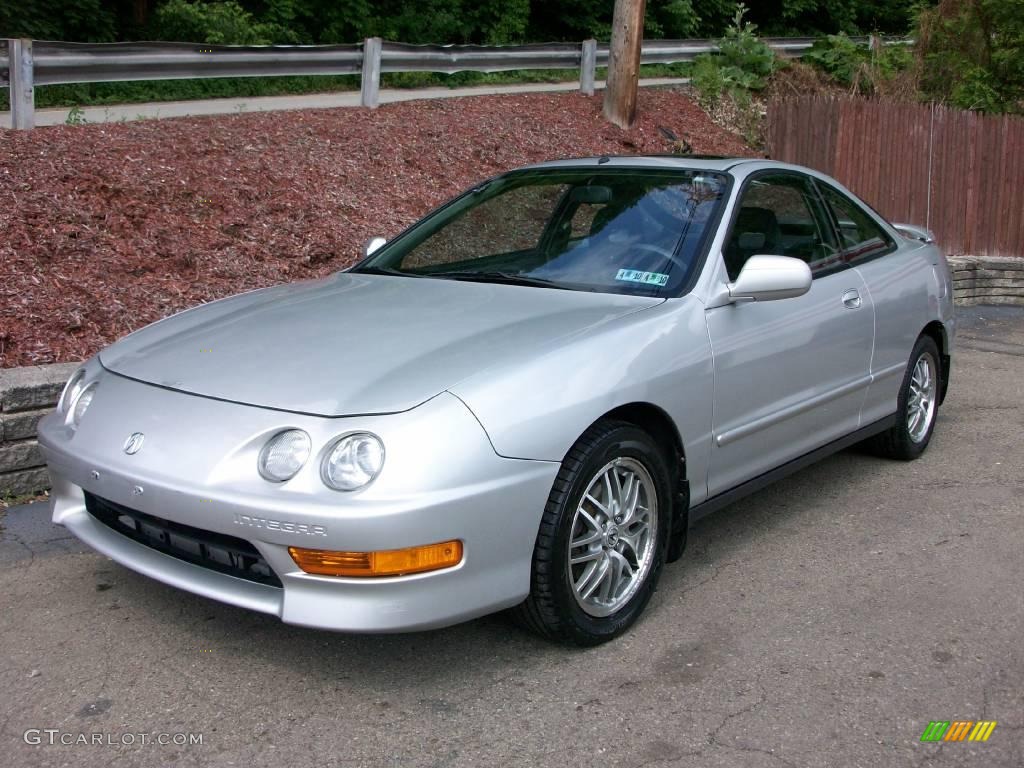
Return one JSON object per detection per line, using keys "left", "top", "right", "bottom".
{"left": 354, "top": 266, "right": 567, "bottom": 289}
{"left": 429, "top": 271, "right": 567, "bottom": 289}
{"left": 351, "top": 266, "right": 423, "bottom": 278}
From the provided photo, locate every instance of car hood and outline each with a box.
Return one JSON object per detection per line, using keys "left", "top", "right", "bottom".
{"left": 100, "top": 273, "right": 664, "bottom": 416}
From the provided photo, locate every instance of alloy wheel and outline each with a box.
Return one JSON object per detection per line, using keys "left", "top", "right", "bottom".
{"left": 907, "top": 351, "right": 937, "bottom": 443}
{"left": 568, "top": 457, "right": 658, "bottom": 618}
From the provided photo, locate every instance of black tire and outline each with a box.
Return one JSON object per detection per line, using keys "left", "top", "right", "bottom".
{"left": 510, "top": 420, "right": 671, "bottom": 646}
{"left": 665, "top": 480, "right": 689, "bottom": 564}
{"left": 864, "top": 335, "right": 942, "bottom": 461}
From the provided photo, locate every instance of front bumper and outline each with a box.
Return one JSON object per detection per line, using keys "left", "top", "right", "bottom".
{"left": 39, "top": 370, "right": 559, "bottom": 632}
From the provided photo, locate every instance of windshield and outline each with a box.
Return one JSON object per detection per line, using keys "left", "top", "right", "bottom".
{"left": 352, "top": 168, "right": 728, "bottom": 296}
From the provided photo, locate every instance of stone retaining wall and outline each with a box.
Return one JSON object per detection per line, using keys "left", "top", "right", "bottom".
{"left": 949, "top": 255, "right": 1024, "bottom": 307}
{"left": 0, "top": 363, "right": 78, "bottom": 496}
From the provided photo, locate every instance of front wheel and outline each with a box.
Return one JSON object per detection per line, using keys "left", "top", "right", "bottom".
{"left": 865, "top": 335, "right": 942, "bottom": 460}
{"left": 510, "top": 420, "right": 671, "bottom": 645}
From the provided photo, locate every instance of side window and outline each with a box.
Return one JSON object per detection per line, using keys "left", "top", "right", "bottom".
{"left": 402, "top": 184, "right": 566, "bottom": 269}
{"left": 724, "top": 174, "right": 838, "bottom": 281}
{"left": 818, "top": 184, "right": 894, "bottom": 262}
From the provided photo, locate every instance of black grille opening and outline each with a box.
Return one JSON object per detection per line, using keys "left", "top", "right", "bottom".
{"left": 84, "top": 493, "right": 282, "bottom": 588}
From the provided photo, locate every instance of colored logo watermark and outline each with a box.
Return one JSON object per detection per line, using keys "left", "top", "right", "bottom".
{"left": 920, "top": 720, "right": 997, "bottom": 742}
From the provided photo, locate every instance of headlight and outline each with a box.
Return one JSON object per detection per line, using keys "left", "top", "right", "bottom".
{"left": 59, "top": 368, "right": 87, "bottom": 414}
{"left": 321, "top": 433, "right": 385, "bottom": 491}
{"left": 258, "top": 429, "right": 311, "bottom": 482}
{"left": 69, "top": 381, "right": 96, "bottom": 428}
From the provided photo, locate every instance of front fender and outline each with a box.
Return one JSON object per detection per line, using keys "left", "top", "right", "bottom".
{"left": 450, "top": 296, "right": 717, "bottom": 504}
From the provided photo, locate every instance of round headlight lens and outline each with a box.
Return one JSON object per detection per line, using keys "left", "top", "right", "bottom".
{"left": 321, "top": 433, "right": 385, "bottom": 491}
{"left": 258, "top": 429, "right": 311, "bottom": 482}
{"left": 60, "top": 369, "right": 86, "bottom": 414}
{"left": 70, "top": 382, "right": 96, "bottom": 427}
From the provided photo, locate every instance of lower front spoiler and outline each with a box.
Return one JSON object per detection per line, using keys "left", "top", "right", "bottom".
{"left": 61, "top": 501, "right": 281, "bottom": 615}
{"left": 50, "top": 471, "right": 553, "bottom": 633}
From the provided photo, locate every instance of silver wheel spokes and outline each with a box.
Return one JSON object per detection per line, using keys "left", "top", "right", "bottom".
{"left": 907, "top": 353, "right": 938, "bottom": 443}
{"left": 569, "top": 458, "right": 657, "bottom": 618}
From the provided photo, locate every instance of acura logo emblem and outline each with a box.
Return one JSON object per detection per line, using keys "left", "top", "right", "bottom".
{"left": 123, "top": 432, "right": 145, "bottom": 455}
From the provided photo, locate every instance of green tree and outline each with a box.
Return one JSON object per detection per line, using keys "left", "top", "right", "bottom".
{"left": 153, "top": 0, "right": 296, "bottom": 44}
{"left": 918, "top": 0, "right": 1024, "bottom": 113}
{"left": 0, "top": 0, "right": 117, "bottom": 41}
{"left": 743, "top": 0, "right": 919, "bottom": 35}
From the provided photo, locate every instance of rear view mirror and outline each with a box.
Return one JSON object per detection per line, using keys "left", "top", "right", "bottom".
{"left": 363, "top": 236, "right": 387, "bottom": 258}
{"left": 569, "top": 186, "right": 613, "bottom": 204}
{"left": 729, "top": 255, "right": 812, "bottom": 303}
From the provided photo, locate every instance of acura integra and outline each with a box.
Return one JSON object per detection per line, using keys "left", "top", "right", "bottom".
{"left": 39, "top": 156, "right": 954, "bottom": 645}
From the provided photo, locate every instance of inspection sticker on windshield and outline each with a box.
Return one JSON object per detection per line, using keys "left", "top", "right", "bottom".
{"left": 616, "top": 269, "right": 669, "bottom": 287}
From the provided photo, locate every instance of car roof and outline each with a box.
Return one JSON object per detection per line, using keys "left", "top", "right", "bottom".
{"left": 519, "top": 155, "right": 764, "bottom": 173}
{"left": 517, "top": 155, "right": 846, "bottom": 189}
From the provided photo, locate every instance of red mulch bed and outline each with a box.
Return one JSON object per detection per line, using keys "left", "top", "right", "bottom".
{"left": 0, "top": 88, "right": 751, "bottom": 368}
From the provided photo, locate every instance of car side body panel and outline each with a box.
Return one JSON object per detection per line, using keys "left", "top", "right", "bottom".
{"left": 685, "top": 159, "right": 954, "bottom": 501}
{"left": 450, "top": 295, "right": 718, "bottom": 504}
{"left": 702, "top": 268, "right": 874, "bottom": 496}
{"left": 854, "top": 241, "right": 949, "bottom": 425}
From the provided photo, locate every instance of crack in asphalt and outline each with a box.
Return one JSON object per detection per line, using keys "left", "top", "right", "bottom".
{"left": 957, "top": 341, "right": 1024, "bottom": 358}
{"left": 703, "top": 680, "right": 799, "bottom": 768}
{"left": 957, "top": 331, "right": 1024, "bottom": 346}
{"left": 677, "top": 559, "right": 737, "bottom": 597}
{"left": 906, "top": 480, "right": 1024, "bottom": 491}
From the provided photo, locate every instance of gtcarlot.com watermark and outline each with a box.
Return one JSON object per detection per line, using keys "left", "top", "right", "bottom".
{"left": 24, "top": 729, "right": 203, "bottom": 747}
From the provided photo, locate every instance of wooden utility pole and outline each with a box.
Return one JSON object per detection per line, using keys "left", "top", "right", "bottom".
{"left": 603, "top": 0, "right": 646, "bottom": 128}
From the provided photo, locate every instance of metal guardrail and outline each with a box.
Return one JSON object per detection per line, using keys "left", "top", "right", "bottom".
{"left": 603, "top": 36, "right": 827, "bottom": 66}
{"left": 373, "top": 37, "right": 832, "bottom": 73}
{"left": 379, "top": 42, "right": 582, "bottom": 73}
{"left": 19, "top": 41, "right": 363, "bottom": 85}
{"left": 1, "top": 35, "right": 889, "bottom": 130}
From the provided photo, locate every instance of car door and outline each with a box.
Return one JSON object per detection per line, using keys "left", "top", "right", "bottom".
{"left": 704, "top": 171, "right": 875, "bottom": 496}
{"left": 814, "top": 181, "right": 933, "bottom": 426}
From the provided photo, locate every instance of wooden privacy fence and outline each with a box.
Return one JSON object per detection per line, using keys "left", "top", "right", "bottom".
{"left": 766, "top": 96, "right": 1024, "bottom": 257}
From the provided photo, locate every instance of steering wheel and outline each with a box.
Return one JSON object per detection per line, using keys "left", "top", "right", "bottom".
{"left": 629, "top": 243, "right": 688, "bottom": 271}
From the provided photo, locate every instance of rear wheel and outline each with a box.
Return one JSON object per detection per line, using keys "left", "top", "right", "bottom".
{"left": 510, "top": 420, "right": 670, "bottom": 645}
{"left": 865, "top": 335, "right": 941, "bottom": 460}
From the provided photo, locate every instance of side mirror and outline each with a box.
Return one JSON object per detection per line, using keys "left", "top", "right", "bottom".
{"left": 728, "top": 255, "right": 812, "bottom": 303}
{"left": 363, "top": 236, "right": 387, "bottom": 258}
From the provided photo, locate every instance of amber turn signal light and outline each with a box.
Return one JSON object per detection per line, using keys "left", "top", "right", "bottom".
{"left": 288, "top": 540, "right": 463, "bottom": 577}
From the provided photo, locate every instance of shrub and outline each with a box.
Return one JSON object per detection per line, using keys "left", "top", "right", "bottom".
{"left": 692, "top": 55, "right": 730, "bottom": 108}
{"left": 803, "top": 32, "right": 913, "bottom": 95}
{"left": 65, "top": 105, "right": 87, "bottom": 125}
{"left": 803, "top": 33, "right": 867, "bottom": 87}
{"left": 691, "top": 3, "right": 778, "bottom": 108}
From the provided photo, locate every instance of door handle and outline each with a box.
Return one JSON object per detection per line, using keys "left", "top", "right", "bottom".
{"left": 842, "top": 289, "right": 862, "bottom": 309}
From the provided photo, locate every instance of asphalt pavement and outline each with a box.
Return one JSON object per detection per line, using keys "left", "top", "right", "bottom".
{"left": 0, "top": 306, "right": 1021, "bottom": 768}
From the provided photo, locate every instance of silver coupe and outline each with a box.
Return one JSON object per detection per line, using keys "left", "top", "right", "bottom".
{"left": 39, "top": 156, "right": 955, "bottom": 645}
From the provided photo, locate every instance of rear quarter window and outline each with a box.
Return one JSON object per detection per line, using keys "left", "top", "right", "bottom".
{"left": 818, "top": 183, "right": 895, "bottom": 262}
